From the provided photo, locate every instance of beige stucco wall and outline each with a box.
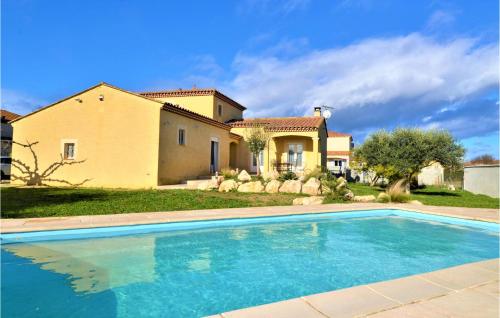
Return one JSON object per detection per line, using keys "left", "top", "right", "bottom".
{"left": 214, "top": 96, "right": 243, "bottom": 123}
{"left": 154, "top": 95, "right": 243, "bottom": 123}
{"left": 155, "top": 95, "right": 215, "bottom": 118}
{"left": 157, "top": 111, "right": 231, "bottom": 184}
{"left": 327, "top": 136, "right": 351, "bottom": 152}
{"left": 418, "top": 162, "right": 444, "bottom": 186}
{"left": 464, "top": 165, "right": 499, "bottom": 198}
{"left": 11, "top": 85, "right": 161, "bottom": 188}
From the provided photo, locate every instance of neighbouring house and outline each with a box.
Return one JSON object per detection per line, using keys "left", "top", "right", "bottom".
{"left": 418, "top": 161, "right": 444, "bottom": 186}
{"left": 10, "top": 83, "right": 327, "bottom": 188}
{"left": 463, "top": 161, "right": 499, "bottom": 198}
{"left": 0, "top": 109, "right": 21, "bottom": 180}
{"left": 326, "top": 131, "right": 353, "bottom": 174}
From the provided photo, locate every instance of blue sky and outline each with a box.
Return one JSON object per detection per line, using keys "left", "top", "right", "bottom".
{"left": 2, "top": 0, "right": 499, "bottom": 160}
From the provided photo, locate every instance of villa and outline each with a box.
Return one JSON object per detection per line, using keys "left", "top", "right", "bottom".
{"left": 10, "top": 82, "right": 327, "bottom": 188}
{"left": 326, "top": 131, "right": 353, "bottom": 174}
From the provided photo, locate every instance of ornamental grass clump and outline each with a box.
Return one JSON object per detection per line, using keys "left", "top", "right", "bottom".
{"left": 386, "top": 179, "right": 411, "bottom": 203}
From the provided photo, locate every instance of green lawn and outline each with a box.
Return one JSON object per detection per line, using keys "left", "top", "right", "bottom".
{"left": 346, "top": 183, "right": 499, "bottom": 209}
{"left": 2, "top": 183, "right": 498, "bottom": 219}
{"left": 1, "top": 187, "right": 300, "bottom": 218}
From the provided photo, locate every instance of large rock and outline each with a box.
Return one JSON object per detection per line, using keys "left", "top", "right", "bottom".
{"left": 263, "top": 170, "right": 280, "bottom": 181}
{"left": 237, "top": 170, "right": 251, "bottom": 182}
{"left": 197, "top": 179, "right": 219, "bottom": 191}
{"left": 238, "top": 181, "right": 264, "bottom": 193}
{"left": 279, "top": 180, "right": 302, "bottom": 194}
{"left": 409, "top": 200, "right": 424, "bottom": 205}
{"left": 302, "top": 177, "right": 321, "bottom": 196}
{"left": 219, "top": 180, "right": 238, "bottom": 192}
{"left": 447, "top": 184, "right": 456, "bottom": 191}
{"left": 353, "top": 195, "right": 376, "bottom": 202}
{"left": 265, "top": 180, "right": 281, "bottom": 193}
{"left": 344, "top": 190, "right": 354, "bottom": 201}
{"left": 293, "top": 196, "right": 324, "bottom": 205}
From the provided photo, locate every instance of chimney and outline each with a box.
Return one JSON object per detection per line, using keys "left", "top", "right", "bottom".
{"left": 313, "top": 106, "right": 322, "bottom": 117}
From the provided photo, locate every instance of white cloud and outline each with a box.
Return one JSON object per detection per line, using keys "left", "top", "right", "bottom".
{"left": 1, "top": 89, "right": 46, "bottom": 115}
{"left": 238, "top": 0, "right": 310, "bottom": 15}
{"left": 426, "top": 10, "right": 456, "bottom": 30}
{"left": 223, "top": 33, "right": 498, "bottom": 124}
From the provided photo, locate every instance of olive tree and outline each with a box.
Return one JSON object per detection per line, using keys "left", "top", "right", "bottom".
{"left": 355, "top": 128, "right": 464, "bottom": 191}
{"left": 244, "top": 126, "right": 271, "bottom": 176}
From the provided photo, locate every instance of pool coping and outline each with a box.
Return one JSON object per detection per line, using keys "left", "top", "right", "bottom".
{"left": 206, "top": 258, "right": 499, "bottom": 318}
{"left": 1, "top": 203, "right": 498, "bottom": 233}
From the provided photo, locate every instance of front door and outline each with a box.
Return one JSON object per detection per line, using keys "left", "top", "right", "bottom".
{"left": 287, "top": 143, "right": 303, "bottom": 171}
{"left": 250, "top": 152, "right": 264, "bottom": 173}
{"left": 210, "top": 141, "right": 219, "bottom": 173}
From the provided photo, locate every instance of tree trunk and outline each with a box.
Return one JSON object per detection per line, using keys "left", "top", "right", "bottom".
{"left": 256, "top": 154, "right": 261, "bottom": 176}
{"left": 370, "top": 175, "right": 379, "bottom": 187}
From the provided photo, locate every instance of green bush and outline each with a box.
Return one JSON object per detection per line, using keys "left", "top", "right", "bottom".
{"left": 279, "top": 171, "right": 298, "bottom": 181}
{"left": 302, "top": 168, "right": 324, "bottom": 183}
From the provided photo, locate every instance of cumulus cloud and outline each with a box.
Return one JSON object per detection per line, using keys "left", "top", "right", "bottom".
{"left": 222, "top": 33, "right": 498, "bottom": 141}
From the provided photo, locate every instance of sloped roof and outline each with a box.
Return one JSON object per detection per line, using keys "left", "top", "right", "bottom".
{"left": 328, "top": 131, "right": 351, "bottom": 137}
{"left": 0, "top": 109, "right": 21, "bottom": 122}
{"left": 228, "top": 117, "right": 324, "bottom": 132}
{"left": 140, "top": 88, "right": 247, "bottom": 111}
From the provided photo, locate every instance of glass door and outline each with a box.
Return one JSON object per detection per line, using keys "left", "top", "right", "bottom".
{"left": 287, "top": 144, "right": 303, "bottom": 171}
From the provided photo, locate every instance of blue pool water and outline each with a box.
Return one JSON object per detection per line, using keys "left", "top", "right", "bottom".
{"left": 2, "top": 210, "right": 499, "bottom": 318}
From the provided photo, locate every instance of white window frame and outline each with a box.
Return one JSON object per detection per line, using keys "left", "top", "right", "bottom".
{"left": 287, "top": 143, "right": 305, "bottom": 171}
{"left": 61, "top": 139, "right": 77, "bottom": 160}
{"left": 178, "top": 125, "right": 187, "bottom": 146}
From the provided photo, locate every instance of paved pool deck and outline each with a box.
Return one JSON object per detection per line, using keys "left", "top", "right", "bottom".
{"left": 1, "top": 202, "right": 498, "bottom": 233}
{"left": 206, "top": 258, "right": 499, "bottom": 318}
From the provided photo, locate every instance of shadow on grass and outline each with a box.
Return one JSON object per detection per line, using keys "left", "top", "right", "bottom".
{"left": 412, "top": 190, "right": 460, "bottom": 197}
{"left": 1, "top": 187, "right": 110, "bottom": 218}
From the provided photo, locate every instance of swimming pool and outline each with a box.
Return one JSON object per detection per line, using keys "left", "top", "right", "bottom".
{"left": 2, "top": 209, "right": 498, "bottom": 318}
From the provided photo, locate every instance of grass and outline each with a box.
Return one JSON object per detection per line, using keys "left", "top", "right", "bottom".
{"left": 1, "top": 187, "right": 300, "bottom": 219}
{"left": 2, "top": 183, "right": 498, "bottom": 219}
{"left": 340, "top": 183, "right": 499, "bottom": 209}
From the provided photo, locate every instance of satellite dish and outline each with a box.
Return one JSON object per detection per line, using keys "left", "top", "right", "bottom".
{"left": 323, "top": 109, "right": 332, "bottom": 119}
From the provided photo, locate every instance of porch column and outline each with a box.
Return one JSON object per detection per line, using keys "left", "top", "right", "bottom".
{"left": 265, "top": 138, "right": 276, "bottom": 173}
{"left": 312, "top": 137, "right": 320, "bottom": 168}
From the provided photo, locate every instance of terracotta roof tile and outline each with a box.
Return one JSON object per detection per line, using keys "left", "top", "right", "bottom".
{"left": 328, "top": 131, "right": 351, "bottom": 137}
{"left": 228, "top": 117, "right": 324, "bottom": 132}
{"left": 139, "top": 88, "right": 246, "bottom": 111}
{"left": 0, "top": 109, "right": 21, "bottom": 122}
{"left": 327, "top": 151, "right": 351, "bottom": 156}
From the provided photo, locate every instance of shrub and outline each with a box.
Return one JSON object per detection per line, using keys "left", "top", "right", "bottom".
{"left": 279, "top": 171, "right": 298, "bottom": 181}
{"left": 221, "top": 168, "right": 237, "bottom": 180}
{"left": 386, "top": 179, "right": 411, "bottom": 203}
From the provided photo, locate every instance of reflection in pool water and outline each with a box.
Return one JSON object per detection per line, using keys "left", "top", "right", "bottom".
{"left": 2, "top": 215, "right": 499, "bottom": 317}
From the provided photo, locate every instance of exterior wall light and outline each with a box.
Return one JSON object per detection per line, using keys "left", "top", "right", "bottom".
{"left": 99, "top": 94, "right": 104, "bottom": 101}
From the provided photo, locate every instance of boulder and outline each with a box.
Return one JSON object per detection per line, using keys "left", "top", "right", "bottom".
{"left": 218, "top": 180, "right": 238, "bottom": 192}
{"left": 409, "top": 200, "right": 424, "bottom": 205}
{"left": 237, "top": 170, "right": 252, "bottom": 182}
{"left": 376, "top": 192, "right": 390, "bottom": 203}
{"left": 353, "top": 195, "right": 376, "bottom": 202}
{"left": 197, "top": 179, "right": 219, "bottom": 191}
{"left": 302, "top": 177, "right": 321, "bottom": 196}
{"left": 344, "top": 190, "right": 355, "bottom": 201}
{"left": 263, "top": 170, "right": 280, "bottom": 181}
{"left": 293, "top": 196, "right": 324, "bottom": 205}
{"left": 265, "top": 180, "right": 281, "bottom": 193}
{"left": 447, "top": 184, "right": 456, "bottom": 191}
{"left": 279, "top": 180, "right": 302, "bottom": 194}
{"left": 238, "top": 181, "right": 264, "bottom": 193}
{"left": 213, "top": 175, "right": 224, "bottom": 185}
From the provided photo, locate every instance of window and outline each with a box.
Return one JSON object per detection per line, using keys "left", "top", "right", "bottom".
{"left": 218, "top": 104, "right": 223, "bottom": 116}
{"left": 178, "top": 128, "right": 186, "bottom": 145}
{"left": 63, "top": 143, "right": 75, "bottom": 160}
{"left": 1, "top": 140, "right": 12, "bottom": 157}
{"left": 288, "top": 144, "right": 303, "bottom": 167}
